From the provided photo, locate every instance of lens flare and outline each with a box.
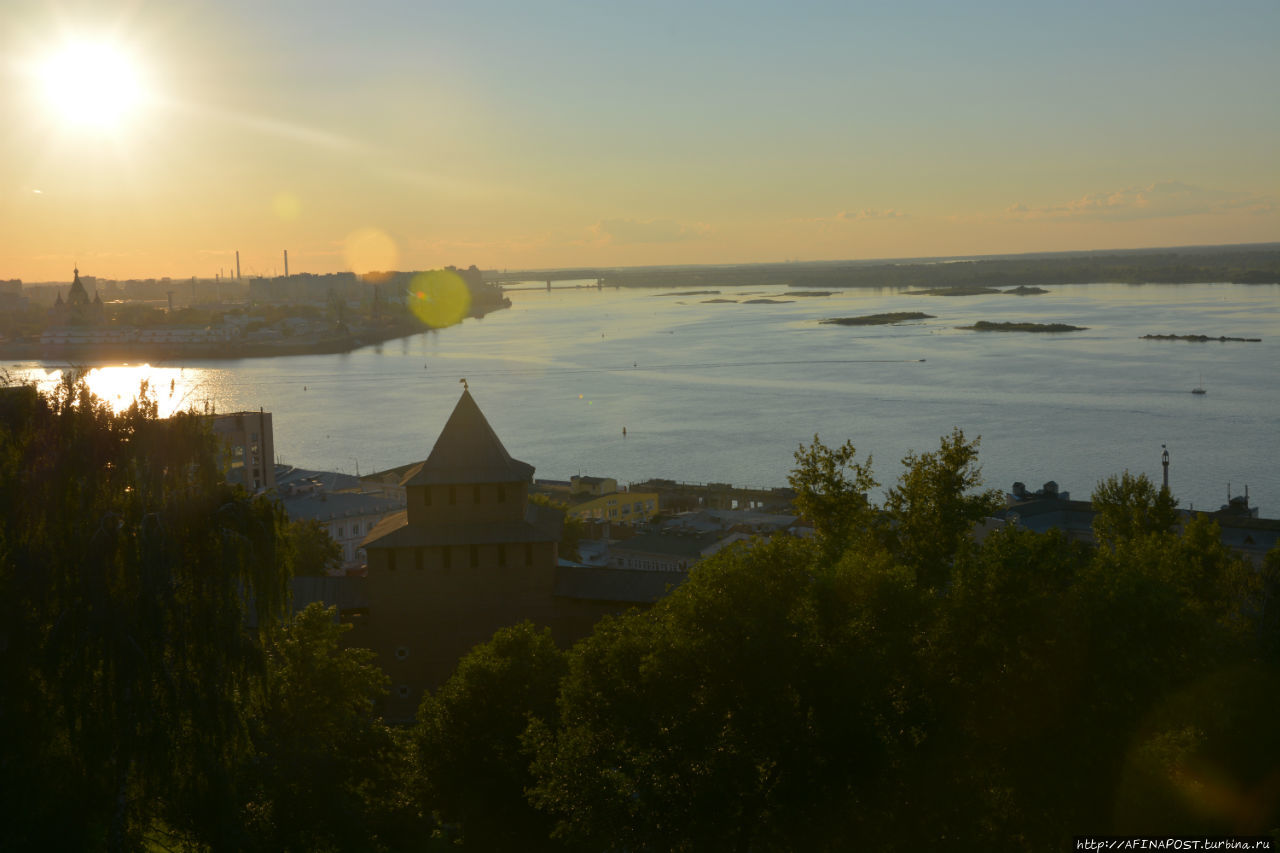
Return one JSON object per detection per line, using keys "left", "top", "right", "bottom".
{"left": 273, "top": 191, "right": 301, "bottom": 221}
{"left": 407, "top": 269, "right": 471, "bottom": 328}
{"left": 344, "top": 227, "right": 398, "bottom": 281}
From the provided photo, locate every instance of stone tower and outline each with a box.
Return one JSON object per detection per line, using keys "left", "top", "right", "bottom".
{"left": 359, "top": 388, "right": 564, "bottom": 718}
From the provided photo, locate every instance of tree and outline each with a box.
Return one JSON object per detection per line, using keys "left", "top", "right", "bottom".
{"left": 529, "top": 493, "right": 582, "bottom": 561}
{"left": 1259, "top": 544, "right": 1280, "bottom": 665}
{"left": 932, "top": 525, "right": 1094, "bottom": 844}
{"left": 528, "top": 536, "right": 928, "bottom": 851}
{"left": 883, "top": 428, "right": 1002, "bottom": 587}
{"left": 0, "top": 376, "right": 291, "bottom": 851}
{"left": 788, "top": 434, "right": 878, "bottom": 558}
{"left": 523, "top": 428, "right": 1277, "bottom": 850}
{"left": 239, "top": 603, "right": 410, "bottom": 853}
{"left": 286, "top": 517, "right": 343, "bottom": 576}
{"left": 416, "top": 622, "right": 567, "bottom": 850}
{"left": 1090, "top": 470, "right": 1180, "bottom": 549}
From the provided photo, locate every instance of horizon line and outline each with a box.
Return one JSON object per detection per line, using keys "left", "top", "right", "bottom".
{"left": 15, "top": 239, "right": 1280, "bottom": 285}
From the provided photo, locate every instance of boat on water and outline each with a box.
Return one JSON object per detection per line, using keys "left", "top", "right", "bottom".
{"left": 1191, "top": 373, "right": 1207, "bottom": 395}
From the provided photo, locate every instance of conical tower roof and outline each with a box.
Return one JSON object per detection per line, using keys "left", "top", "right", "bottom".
{"left": 67, "top": 267, "right": 90, "bottom": 306}
{"left": 402, "top": 388, "right": 535, "bottom": 486}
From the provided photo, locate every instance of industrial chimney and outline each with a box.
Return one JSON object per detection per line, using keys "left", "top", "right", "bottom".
{"left": 283, "top": 249, "right": 289, "bottom": 278}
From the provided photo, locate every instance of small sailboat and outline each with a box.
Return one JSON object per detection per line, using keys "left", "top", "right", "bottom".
{"left": 1191, "top": 373, "right": 1206, "bottom": 395}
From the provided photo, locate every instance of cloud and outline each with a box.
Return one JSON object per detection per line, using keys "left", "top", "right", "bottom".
{"left": 1007, "top": 181, "right": 1273, "bottom": 221}
{"left": 834, "top": 208, "right": 906, "bottom": 221}
{"left": 800, "top": 208, "right": 907, "bottom": 225}
{"left": 586, "top": 218, "right": 711, "bottom": 245}
{"left": 412, "top": 233, "right": 555, "bottom": 256}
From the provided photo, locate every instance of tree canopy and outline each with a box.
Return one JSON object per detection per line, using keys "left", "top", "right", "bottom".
{"left": 519, "top": 434, "right": 1280, "bottom": 849}
{"left": 1091, "top": 469, "right": 1181, "bottom": 548}
{"left": 287, "top": 517, "right": 344, "bottom": 576}
{"left": 4, "top": 378, "right": 1277, "bottom": 850}
{"left": 416, "top": 621, "right": 567, "bottom": 850}
{"left": 239, "top": 603, "right": 410, "bottom": 853}
{"left": 0, "top": 376, "right": 291, "bottom": 850}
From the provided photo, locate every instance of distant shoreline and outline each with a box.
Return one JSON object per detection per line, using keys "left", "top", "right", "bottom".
{"left": 490, "top": 244, "right": 1280, "bottom": 292}
{"left": 1, "top": 308, "right": 505, "bottom": 366}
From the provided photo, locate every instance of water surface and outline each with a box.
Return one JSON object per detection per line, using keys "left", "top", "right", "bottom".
{"left": 13, "top": 281, "right": 1279, "bottom": 515}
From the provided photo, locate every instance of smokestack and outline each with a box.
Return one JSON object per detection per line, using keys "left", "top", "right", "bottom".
{"left": 283, "top": 249, "right": 289, "bottom": 278}
{"left": 235, "top": 250, "right": 241, "bottom": 280}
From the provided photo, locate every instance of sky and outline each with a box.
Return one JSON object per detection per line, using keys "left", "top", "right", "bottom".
{"left": 2, "top": 0, "right": 1277, "bottom": 282}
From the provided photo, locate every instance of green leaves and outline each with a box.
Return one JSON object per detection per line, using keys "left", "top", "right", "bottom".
{"left": 416, "top": 622, "right": 566, "bottom": 850}
{"left": 528, "top": 537, "right": 928, "bottom": 851}
{"left": 0, "top": 375, "right": 290, "bottom": 850}
{"left": 523, "top": 432, "right": 1280, "bottom": 849}
{"left": 884, "top": 428, "right": 1003, "bottom": 587}
{"left": 285, "top": 517, "right": 343, "bottom": 577}
{"left": 240, "top": 603, "right": 405, "bottom": 853}
{"left": 1091, "top": 470, "right": 1181, "bottom": 549}
{"left": 789, "top": 434, "right": 878, "bottom": 558}
{"left": 7, "top": 376, "right": 1277, "bottom": 849}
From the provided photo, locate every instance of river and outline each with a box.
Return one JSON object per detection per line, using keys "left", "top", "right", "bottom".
{"left": 10, "top": 280, "right": 1280, "bottom": 515}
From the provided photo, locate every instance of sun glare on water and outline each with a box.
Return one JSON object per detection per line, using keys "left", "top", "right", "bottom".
{"left": 27, "top": 366, "right": 204, "bottom": 419}
{"left": 36, "top": 39, "right": 148, "bottom": 130}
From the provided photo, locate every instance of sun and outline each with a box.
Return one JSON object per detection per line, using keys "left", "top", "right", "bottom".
{"left": 37, "top": 39, "right": 147, "bottom": 130}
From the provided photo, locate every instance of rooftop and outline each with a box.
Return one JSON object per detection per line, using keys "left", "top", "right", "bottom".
{"left": 361, "top": 501, "right": 562, "bottom": 548}
{"left": 280, "top": 489, "right": 403, "bottom": 523}
{"left": 612, "top": 529, "right": 733, "bottom": 558}
{"left": 275, "top": 464, "right": 363, "bottom": 495}
{"left": 554, "top": 565, "right": 688, "bottom": 603}
{"left": 402, "top": 388, "right": 535, "bottom": 486}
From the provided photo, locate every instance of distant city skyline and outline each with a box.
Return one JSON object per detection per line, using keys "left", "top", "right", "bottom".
{"left": 3, "top": 0, "right": 1277, "bottom": 282}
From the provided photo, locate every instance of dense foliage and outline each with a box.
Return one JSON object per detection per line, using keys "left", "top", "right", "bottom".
{"left": 3, "top": 377, "right": 1277, "bottom": 850}
{"left": 0, "top": 378, "right": 415, "bottom": 851}
{"left": 0, "top": 377, "right": 292, "bottom": 849}
{"left": 515, "top": 436, "right": 1278, "bottom": 850}
{"left": 287, "top": 517, "right": 344, "bottom": 576}
{"left": 240, "top": 603, "right": 412, "bottom": 853}
{"left": 416, "top": 622, "right": 567, "bottom": 849}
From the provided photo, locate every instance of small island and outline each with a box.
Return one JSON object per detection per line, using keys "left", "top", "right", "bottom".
{"left": 820, "top": 312, "right": 935, "bottom": 326}
{"left": 960, "top": 321, "right": 1086, "bottom": 332}
{"left": 1141, "top": 334, "right": 1261, "bottom": 343}
{"left": 910, "top": 285, "right": 1049, "bottom": 297}
{"left": 787, "top": 291, "right": 834, "bottom": 297}
{"left": 742, "top": 298, "right": 793, "bottom": 304}
{"left": 910, "top": 286, "right": 1002, "bottom": 297}
{"left": 701, "top": 298, "right": 738, "bottom": 303}
{"left": 665, "top": 290, "right": 721, "bottom": 296}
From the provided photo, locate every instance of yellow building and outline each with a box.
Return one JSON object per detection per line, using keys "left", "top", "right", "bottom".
{"left": 568, "top": 488, "right": 660, "bottom": 523}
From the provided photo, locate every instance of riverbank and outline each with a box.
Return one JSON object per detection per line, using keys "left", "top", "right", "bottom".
{"left": 1, "top": 304, "right": 508, "bottom": 365}
{"left": 490, "top": 243, "right": 1280, "bottom": 292}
